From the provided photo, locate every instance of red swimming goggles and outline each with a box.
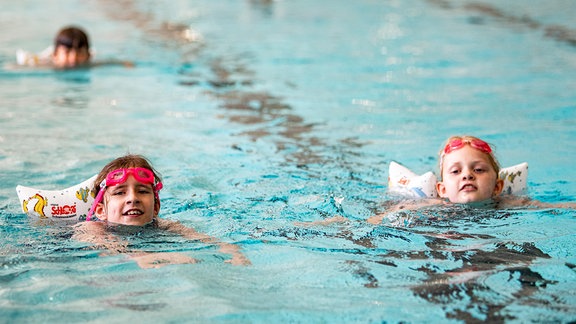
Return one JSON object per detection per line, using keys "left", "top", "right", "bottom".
{"left": 87, "top": 168, "right": 163, "bottom": 221}
{"left": 443, "top": 138, "right": 492, "bottom": 155}
{"left": 103, "top": 168, "right": 160, "bottom": 188}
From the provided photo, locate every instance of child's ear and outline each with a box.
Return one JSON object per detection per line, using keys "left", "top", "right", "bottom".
{"left": 436, "top": 181, "right": 447, "bottom": 198}
{"left": 493, "top": 178, "right": 504, "bottom": 196}
{"left": 94, "top": 203, "right": 107, "bottom": 221}
{"left": 154, "top": 200, "right": 160, "bottom": 217}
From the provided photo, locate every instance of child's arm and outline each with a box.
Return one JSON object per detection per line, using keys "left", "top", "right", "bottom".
{"left": 295, "top": 215, "right": 350, "bottom": 227}
{"left": 91, "top": 59, "right": 135, "bottom": 68}
{"left": 72, "top": 221, "right": 129, "bottom": 254}
{"left": 367, "top": 198, "right": 445, "bottom": 224}
{"left": 294, "top": 199, "right": 447, "bottom": 226}
{"left": 129, "top": 251, "right": 198, "bottom": 269}
{"left": 497, "top": 196, "right": 576, "bottom": 209}
{"left": 72, "top": 222, "right": 198, "bottom": 268}
{"left": 157, "top": 219, "right": 251, "bottom": 266}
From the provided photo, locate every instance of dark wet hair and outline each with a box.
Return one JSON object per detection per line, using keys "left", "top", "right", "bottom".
{"left": 54, "top": 26, "right": 90, "bottom": 51}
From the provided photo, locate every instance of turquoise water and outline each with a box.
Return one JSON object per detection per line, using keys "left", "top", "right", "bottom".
{"left": 1, "top": 0, "right": 575, "bottom": 322}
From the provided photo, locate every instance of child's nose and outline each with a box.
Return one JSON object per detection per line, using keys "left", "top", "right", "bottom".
{"left": 462, "top": 170, "right": 475, "bottom": 180}
{"left": 125, "top": 189, "right": 141, "bottom": 204}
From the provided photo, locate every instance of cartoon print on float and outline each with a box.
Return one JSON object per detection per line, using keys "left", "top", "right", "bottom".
{"left": 16, "top": 175, "right": 98, "bottom": 221}
{"left": 22, "top": 193, "right": 49, "bottom": 218}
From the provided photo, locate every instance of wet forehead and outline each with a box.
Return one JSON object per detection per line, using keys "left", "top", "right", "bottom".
{"left": 442, "top": 145, "right": 494, "bottom": 168}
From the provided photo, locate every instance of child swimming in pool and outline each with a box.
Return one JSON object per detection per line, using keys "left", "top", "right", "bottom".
{"left": 367, "top": 135, "right": 575, "bottom": 224}
{"left": 15, "top": 25, "right": 133, "bottom": 69}
{"left": 51, "top": 26, "right": 92, "bottom": 69}
{"left": 73, "top": 154, "right": 250, "bottom": 268}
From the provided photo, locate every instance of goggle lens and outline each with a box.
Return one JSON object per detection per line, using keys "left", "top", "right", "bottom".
{"left": 443, "top": 138, "right": 492, "bottom": 155}
{"left": 105, "top": 168, "right": 155, "bottom": 187}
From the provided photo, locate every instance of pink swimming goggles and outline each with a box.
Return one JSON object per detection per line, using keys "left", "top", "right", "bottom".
{"left": 86, "top": 167, "right": 163, "bottom": 221}
{"left": 443, "top": 138, "right": 492, "bottom": 155}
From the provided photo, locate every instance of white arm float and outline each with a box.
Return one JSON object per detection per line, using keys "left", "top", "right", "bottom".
{"left": 16, "top": 175, "right": 97, "bottom": 221}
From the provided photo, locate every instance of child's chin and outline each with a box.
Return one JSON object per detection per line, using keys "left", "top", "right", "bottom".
{"left": 122, "top": 216, "right": 154, "bottom": 226}
{"left": 455, "top": 192, "right": 491, "bottom": 203}
{"left": 456, "top": 197, "right": 495, "bottom": 208}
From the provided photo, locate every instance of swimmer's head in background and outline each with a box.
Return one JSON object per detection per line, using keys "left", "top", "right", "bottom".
{"left": 439, "top": 135, "right": 500, "bottom": 179}
{"left": 54, "top": 26, "right": 90, "bottom": 50}
{"left": 52, "top": 26, "right": 91, "bottom": 68}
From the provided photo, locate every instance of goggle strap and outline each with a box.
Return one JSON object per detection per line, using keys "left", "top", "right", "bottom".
{"left": 86, "top": 187, "right": 106, "bottom": 221}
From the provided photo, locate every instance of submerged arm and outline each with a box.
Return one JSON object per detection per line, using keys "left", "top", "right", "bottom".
{"left": 367, "top": 198, "right": 445, "bottom": 224}
{"left": 497, "top": 196, "right": 576, "bottom": 209}
{"left": 72, "top": 221, "right": 197, "bottom": 269}
{"left": 157, "top": 219, "right": 251, "bottom": 266}
{"left": 72, "top": 221, "right": 128, "bottom": 253}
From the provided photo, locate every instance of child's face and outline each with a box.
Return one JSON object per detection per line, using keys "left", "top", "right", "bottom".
{"left": 437, "top": 145, "right": 503, "bottom": 204}
{"left": 52, "top": 45, "right": 90, "bottom": 68}
{"left": 95, "top": 175, "right": 159, "bottom": 226}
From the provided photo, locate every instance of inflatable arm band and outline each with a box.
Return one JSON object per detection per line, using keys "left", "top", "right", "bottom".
{"left": 16, "top": 47, "right": 96, "bottom": 66}
{"left": 16, "top": 47, "right": 53, "bottom": 66}
{"left": 16, "top": 175, "right": 97, "bottom": 221}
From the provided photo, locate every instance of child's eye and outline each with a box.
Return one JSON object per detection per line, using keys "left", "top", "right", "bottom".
{"left": 474, "top": 168, "right": 486, "bottom": 173}
{"left": 112, "top": 191, "right": 125, "bottom": 196}
{"left": 449, "top": 169, "right": 460, "bottom": 175}
{"left": 135, "top": 186, "right": 153, "bottom": 194}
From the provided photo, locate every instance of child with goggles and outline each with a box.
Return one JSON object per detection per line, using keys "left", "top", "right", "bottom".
{"left": 436, "top": 135, "right": 503, "bottom": 205}
{"left": 367, "top": 135, "right": 575, "bottom": 224}
{"left": 73, "top": 155, "right": 250, "bottom": 268}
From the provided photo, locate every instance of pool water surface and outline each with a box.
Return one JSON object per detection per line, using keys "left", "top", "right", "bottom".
{"left": 1, "top": 0, "right": 575, "bottom": 322}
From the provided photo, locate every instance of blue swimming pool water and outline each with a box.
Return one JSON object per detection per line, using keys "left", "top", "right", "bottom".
{"left": 1, "top": 0, "right": 575, "bottom": 322}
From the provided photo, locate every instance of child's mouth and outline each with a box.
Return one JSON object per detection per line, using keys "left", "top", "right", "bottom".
{"left": 124, "top": 209, "right": 144, "bottom": 217}
{"left": 460, "top": 184, "right": 477, "bottom": 191}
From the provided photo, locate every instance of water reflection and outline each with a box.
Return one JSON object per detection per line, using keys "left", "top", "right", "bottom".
{"left": 430, "top": 0, "right": 576, "bottom": 47}
{"left": 51, "top": 70, "right": 91, "bottom": 109}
